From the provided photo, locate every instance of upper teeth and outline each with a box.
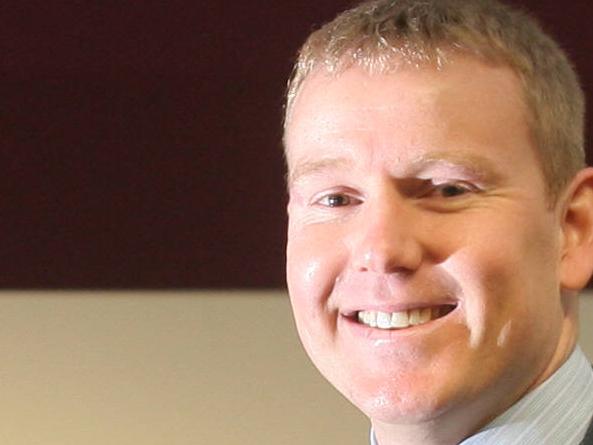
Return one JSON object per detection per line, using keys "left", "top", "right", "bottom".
{"left": 357, "top": 308, "right": 438, "bottom": 330}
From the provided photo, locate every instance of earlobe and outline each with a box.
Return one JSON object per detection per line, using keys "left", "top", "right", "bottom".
{"left": 559, "top": 167, "right": 593, "bottom": 291}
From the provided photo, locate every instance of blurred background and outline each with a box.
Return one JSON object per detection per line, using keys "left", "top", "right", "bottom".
{"left": 2, "top": 0, "right": 593, "bottom": 288}
{"left": 1, "top": 1, "right": 592, "bottom": 444}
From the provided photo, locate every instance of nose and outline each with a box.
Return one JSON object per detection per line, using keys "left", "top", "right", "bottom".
{"left": 350, "top": 189, "right": 423, "bottom": 274}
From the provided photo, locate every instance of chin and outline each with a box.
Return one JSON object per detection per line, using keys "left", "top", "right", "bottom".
{"left": 329, "top": 364, "right": 459, "bottom": 424}
{"left": 352, "top": 386, "right": 451, "bottom": 425}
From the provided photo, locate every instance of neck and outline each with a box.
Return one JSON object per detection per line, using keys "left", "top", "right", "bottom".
{"left": 372, "top": 403, "right": 491, "bottom": 445}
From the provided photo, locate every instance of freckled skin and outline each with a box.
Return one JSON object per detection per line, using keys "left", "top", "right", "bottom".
{"left": 285, "top": 57, "right": 579, "bottom": 444}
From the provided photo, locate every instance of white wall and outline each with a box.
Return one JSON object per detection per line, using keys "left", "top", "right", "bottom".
{"left": 0, "top": 291, "right": 590, "bottom": 445}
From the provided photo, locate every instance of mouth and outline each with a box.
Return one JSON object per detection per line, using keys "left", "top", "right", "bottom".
{"left": 351, "top": 305, "right": 457, "bottom": 330}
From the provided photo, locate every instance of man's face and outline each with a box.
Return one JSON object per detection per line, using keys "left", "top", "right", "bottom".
{"left": 285, "top": 57, "right": 572, "bottom": 424}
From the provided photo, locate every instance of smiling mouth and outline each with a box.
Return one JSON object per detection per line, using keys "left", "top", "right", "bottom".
{"left": 355, "top": 305, "right": 456, "bottom": 330}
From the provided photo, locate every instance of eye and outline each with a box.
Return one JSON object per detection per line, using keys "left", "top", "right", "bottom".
{"left": 429, "top": 181, "right": 477, "bottom": 198}
{"left": 315, "top": 193, "right": 360, "bottom": 208}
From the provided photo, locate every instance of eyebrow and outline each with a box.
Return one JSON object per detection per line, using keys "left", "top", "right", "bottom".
{"left": 287, "top": 150, "right": 504, "bottom": 187}
{"left": 287, "top": 157, "right": 353, "bottom": 187}
{"left": 409, "top": 151, "right": 504, "bottom": 182}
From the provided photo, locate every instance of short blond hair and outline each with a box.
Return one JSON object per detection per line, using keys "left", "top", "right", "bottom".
{"left": 285, "top": 0, "right": 585, "bottom": 200}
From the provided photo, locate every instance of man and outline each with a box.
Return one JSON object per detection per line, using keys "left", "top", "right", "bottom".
{"left": 283, "top": 0, "right": 593, "bottom": 444}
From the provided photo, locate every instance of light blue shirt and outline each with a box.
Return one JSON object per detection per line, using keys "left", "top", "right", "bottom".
{"left": 371, "top": 346, "right": 593, "bottom": 444}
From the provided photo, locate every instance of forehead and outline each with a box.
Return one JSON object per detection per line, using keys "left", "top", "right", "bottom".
{"left": 284, "top": 56, "right": 533, "bottom": 175}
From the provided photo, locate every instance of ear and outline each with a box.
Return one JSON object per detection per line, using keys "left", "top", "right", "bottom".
{"left": 559, "top": 167, "right": 593, "bottom": 291}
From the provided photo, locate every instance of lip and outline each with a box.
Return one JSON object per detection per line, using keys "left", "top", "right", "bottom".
{"left": 339, "top": 303, "right": 459, "bottom": 341}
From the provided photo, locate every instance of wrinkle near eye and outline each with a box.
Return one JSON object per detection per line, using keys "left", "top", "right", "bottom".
{"left": 296, "top": 210, "right": 355, "bottom": 226}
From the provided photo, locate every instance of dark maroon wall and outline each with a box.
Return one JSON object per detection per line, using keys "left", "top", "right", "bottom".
{"left": 2, "top": 1, "right": 592, "bottom": 288}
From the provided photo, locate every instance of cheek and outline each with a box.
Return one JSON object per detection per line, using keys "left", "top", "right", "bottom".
{"left": 438, "top": 218, "right": 560, "bottom": 347}
{"left": 286, "top": 225, "right": 346, "bottom": 312}
{"left": 286, "top": 228, "right": 346, "bottom": 369}
{"left": 286, "top": 221, "right": 354, "bottom": 363}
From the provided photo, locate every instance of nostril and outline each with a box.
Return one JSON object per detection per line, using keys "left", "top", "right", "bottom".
{"left": 353, "top": 240, "right": 423, "bottom": 275}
